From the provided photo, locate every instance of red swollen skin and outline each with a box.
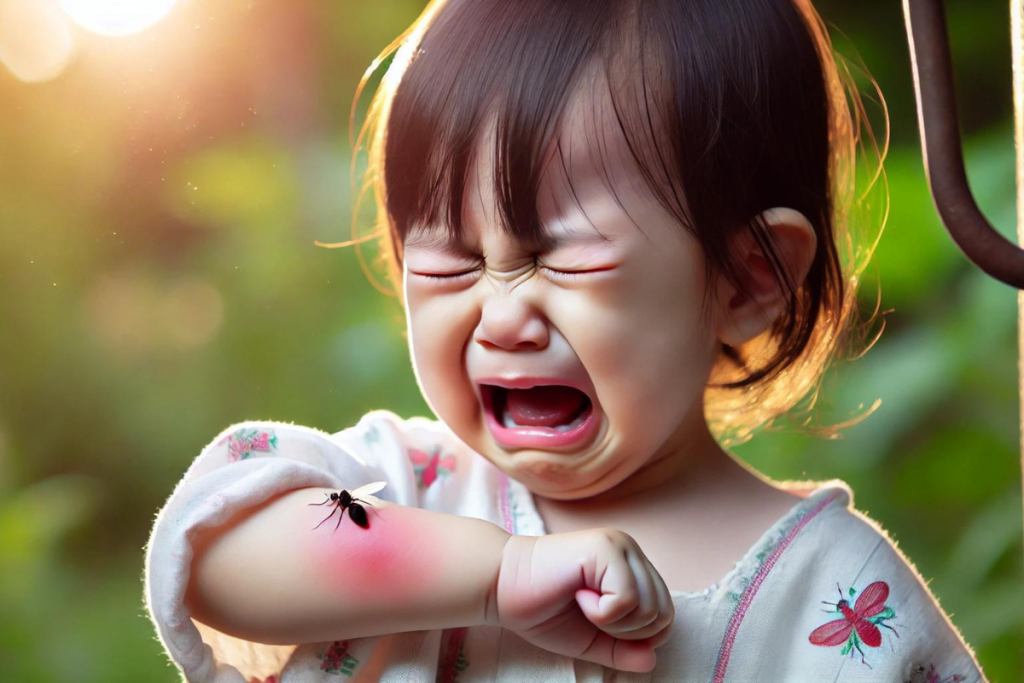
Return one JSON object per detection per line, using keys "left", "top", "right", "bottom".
{"left": 309, "top": 500, "right": 441, "bottom": 604}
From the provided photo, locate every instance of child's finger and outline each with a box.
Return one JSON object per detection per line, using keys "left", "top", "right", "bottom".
{"left": 575, "top": 555, "right": 641, "bottom": 627}
{"left": 623, "top": 554, "right": 676, "bottom": 642}
{"left": 647, "top": 620, "right": 675, "bottom": 649}
{"left": 599, "top": 550, "right": 661, "bottom": 637}
{"left": 632, "top": 615, "right": 675, "bottom": 651}
{"left": 575, "top": 629, "right": 657, "bottom": 673}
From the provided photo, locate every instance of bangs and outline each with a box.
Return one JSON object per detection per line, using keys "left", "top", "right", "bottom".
{"left": 382, "top": 0, "right": 693, "bottom": 258}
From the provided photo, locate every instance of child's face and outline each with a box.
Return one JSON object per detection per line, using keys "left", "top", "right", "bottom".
{"left": 401, "top": 89, "right": 724, "bottom": 501}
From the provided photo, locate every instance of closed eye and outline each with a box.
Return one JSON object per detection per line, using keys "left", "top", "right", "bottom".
{"left": 411, "top": 269, "right": 479, "bottom": 282}
{"left": 540, "top": 266, "right": 615, "bottom": 281}
{"left": 410, "top": 265, "right": 615, "bottom": 282}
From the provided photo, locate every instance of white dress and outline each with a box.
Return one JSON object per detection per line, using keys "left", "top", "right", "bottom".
{"left": 144, "top": 409, "right": 989, "bottom": 683}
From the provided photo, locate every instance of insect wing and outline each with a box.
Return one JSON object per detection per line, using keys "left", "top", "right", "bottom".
{"left": 408, "top": 449, "right": 430, "bottom": 465}
{"left": 349, "top": 503, "right": 369, "bottom": 528}
{"left": 352, "top": 481, "right": 387, "bottom": 498}
{"left": 809, "top": 618, "right": 854, "bottom": 647}
{"left": 852, "top": 581, "right": 889, "bottom": 619}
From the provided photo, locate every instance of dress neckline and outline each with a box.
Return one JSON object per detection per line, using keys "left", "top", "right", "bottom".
{"left": 503, "top": 475, "right": 852, "bottom": 601}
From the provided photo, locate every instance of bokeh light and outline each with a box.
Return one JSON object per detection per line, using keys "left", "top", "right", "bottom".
{"left": 60, "top": 0, "right": 178, "bottom": 37}
{"left": 0, "top": 0, "right": 74, "bottom": 83}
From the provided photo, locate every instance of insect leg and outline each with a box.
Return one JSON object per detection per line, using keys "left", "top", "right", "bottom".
{"left": 335, "top": 505, "right": 347, "bottom": 532}
{"left": 853, "top": 639, "right": 871, "bottom": 669}
{"left": 877, "top": 620, "right": 901, "bottom": 637}
{"left": 313, "top": 502, "right": 340, "bottom": 530}
{"left": 309, "top": 493, "right": 334, "bottom": 507}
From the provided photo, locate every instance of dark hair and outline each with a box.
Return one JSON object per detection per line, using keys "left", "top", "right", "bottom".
{"left": 321, "top": 0, "right": 887, "bottom": 446}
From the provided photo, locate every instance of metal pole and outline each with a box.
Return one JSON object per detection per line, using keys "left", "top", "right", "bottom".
{"left": 1013, "top": 0, "right": 1024, "bottom": 567}
{"left": 904, "top": 0, "right": 1024, "bottom": 289}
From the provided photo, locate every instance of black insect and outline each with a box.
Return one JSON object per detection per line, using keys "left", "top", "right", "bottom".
{"left": 308, "top": 481, "right": 387, "bottom": 531}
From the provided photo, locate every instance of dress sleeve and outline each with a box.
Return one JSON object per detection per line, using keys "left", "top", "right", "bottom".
{"left": 667, "top": 485, "right": 990, "bottom": 683}
{"left": 805, "top": 508, "right": 990, "bottom": 683}
{"left": 143, "top": 416, "right": 417, "bottom": 683}
{"left": 845, "top": 510, "right": 988, "bottom": 683}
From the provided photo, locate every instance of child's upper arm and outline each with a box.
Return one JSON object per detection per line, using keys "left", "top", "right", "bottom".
{"left": 144, "top": 414, "right": 416, "bottom": 683}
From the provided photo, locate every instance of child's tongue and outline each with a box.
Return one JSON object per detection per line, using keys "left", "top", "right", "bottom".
{"left": 504, "top": 386, "right": 588, "bottom": 428}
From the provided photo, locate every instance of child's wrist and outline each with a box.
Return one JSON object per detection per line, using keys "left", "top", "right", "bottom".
{"left": 486, "top": 534, "right": 536, "bottom": 629}
{"left": 483, "top": 531, "right": 515, "bottom": 628}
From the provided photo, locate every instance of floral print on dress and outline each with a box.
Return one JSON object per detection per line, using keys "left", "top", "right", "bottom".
{"left": 904, "top": 662, "right": 966, "bottom": 683}
{"left": 317, "top": 640, "right": 359, "bottom": 676}
{"left": 438, "top": 627, "right": 470, "bottom": 683}
{"left": 408, "top": 445, "right": 456, "bottom": 489}
{"left": 809, "top": 580, "right": 900, "bottom": 668}
{"left": 219, "top": 428, "right": 278, "bottom": 462}
{"left": 364, "top": 422, "right": 381, "bottom": 445}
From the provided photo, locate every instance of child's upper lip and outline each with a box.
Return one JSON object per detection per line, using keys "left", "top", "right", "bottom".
{"left": 472, "top": 374, "right": 597, "bottom": 407}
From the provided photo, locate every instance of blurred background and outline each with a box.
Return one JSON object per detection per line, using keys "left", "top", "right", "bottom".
{"left": 0, "top": 0, "right": 1020, "bottom": 680}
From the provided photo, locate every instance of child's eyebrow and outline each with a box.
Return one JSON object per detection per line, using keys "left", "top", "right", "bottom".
{"left": 404, "top": 226, "right": 615, "bottom": 255}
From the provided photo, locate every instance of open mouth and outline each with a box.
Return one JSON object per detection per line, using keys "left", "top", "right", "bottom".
{"left": 484, "top": 385, "right": 592, "bottom": 432}
{"left": 479, "top": 384, "right": 598, "bottom": 449}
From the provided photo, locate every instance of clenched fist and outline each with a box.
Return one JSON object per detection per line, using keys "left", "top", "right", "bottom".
{"left": 486, "top": 528, "right": 675, "bottom": 673}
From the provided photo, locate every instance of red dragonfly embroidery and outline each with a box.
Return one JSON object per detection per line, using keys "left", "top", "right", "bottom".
{"left": 809, "top": 580, "right": 899, "bottom": 668}
{"left": 409, "top": 446, "right": 456, "bottom": 489}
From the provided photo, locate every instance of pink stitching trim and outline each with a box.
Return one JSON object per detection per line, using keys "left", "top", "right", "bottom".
{"left": 500, "top": 473, "right": 513, "bottom": 533}
{"left": 712, "top": 492, "right": 839, "bottom": 683}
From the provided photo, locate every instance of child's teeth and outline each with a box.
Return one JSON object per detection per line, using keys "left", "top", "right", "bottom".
{"left": 501, "top": 405, "right": 519, "bottom": 429}
{"left": 554, "top": 411, "right": 587, "bottom": 433}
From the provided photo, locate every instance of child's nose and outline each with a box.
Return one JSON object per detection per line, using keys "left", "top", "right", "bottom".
{"left": 472, "top": 292, "right": 550, "bottom": 352}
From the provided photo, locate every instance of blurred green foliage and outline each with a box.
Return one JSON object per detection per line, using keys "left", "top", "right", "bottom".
{"left": 0, "top": 0, "right": 1020, "bottom": 681}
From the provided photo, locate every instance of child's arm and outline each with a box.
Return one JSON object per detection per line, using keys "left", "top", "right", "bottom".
{"left": 184, "top": 487, "right": 511, "bottom": 644}
{"left": 144, "top": 416, "right": 434, "bottom": 680}
{"left": 186, "top": 493, "right": 675, "bottom": 672}
{"left": 146, "top": 415, "right": 672, "bottom": 678}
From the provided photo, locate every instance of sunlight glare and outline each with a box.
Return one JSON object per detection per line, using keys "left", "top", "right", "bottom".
{"left": 0, "top": 0, "right": 74, "bottom": 82}
{"left": 60, "top": 0, "right": 178, "bottom": 37}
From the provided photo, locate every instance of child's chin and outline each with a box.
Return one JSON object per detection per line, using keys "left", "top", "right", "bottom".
{"left": 510, "top": 460, "right": 616, "bottom": 498}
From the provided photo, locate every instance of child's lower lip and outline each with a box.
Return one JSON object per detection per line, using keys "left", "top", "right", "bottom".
{"left": 482, "top": 387, "right": 600, "bottom": 451}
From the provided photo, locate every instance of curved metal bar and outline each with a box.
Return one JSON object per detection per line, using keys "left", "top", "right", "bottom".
{"left": 903, "top": 0, "right": 1024, "bottom": 289}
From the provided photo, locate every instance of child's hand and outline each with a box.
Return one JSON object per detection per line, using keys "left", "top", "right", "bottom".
{"left": 490, "top": 529, "right": 675, "bottom": 673}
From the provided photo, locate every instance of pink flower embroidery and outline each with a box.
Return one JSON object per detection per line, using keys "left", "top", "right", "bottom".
{"left": 438, "top": 627, "right": 470, "bottom": 683}
{"left": 905, "top": 663, "right": 966, "bottom": 683}
{"left": 219, "top": 428, "right": 278, "bottom": 462}
{"left": 317, "top": 640, "right": 359, "bottom": 675}
{"left": 409, "top": 446, "right": 456, "bottom": 489}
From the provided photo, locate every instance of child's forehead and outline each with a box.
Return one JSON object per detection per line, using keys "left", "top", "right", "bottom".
{"left": 498, "top": 74, "right": 645, "bottom": 201}
{"left": 409, "top": 78, "right": 654, "bottom": 249}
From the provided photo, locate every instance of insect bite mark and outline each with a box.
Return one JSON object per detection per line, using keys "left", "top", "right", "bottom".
{"left": 307, "top": 495, "right": 441, "bottom": 601}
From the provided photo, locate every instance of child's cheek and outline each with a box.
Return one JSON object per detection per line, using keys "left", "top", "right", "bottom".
{"left": 309, "top": 502, "right": 440, "bottom": 599}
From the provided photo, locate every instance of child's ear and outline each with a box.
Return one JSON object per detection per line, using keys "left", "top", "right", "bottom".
{"left": 714, "top": 207, "right": 818, "bottom": 348}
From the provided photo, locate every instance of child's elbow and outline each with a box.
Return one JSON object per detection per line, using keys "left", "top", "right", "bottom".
{"left": 183, "top": 511, "right": 277, "bottom": 643}
{"left": 184, "top": 523, "right": 245, "bottom": 638}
